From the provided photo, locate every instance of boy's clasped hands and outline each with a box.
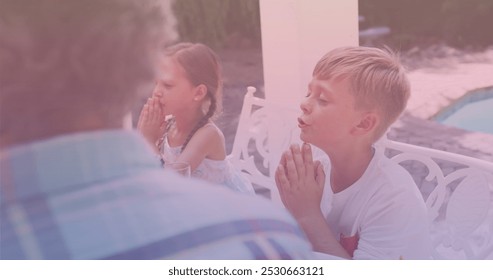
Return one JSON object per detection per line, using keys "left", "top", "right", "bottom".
{"left": 275, "top": 143, "right": 325, "bottom": 221}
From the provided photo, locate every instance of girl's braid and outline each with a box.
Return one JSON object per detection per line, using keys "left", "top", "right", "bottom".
{"left": 180, "top": 92, "right": 217, "bottom": 153}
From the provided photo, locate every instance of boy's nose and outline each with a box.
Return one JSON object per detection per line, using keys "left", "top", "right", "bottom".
{"left": 300, "top": 99, "right": 310, "bottom": 114}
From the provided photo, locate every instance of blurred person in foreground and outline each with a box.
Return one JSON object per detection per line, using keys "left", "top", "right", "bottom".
{"left": 0, "top": 0, "right": 313, "bottom": 259}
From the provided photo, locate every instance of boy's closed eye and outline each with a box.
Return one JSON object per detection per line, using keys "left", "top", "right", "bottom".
{"left": 318, "top": 97, "right": 329, "bottom": 105}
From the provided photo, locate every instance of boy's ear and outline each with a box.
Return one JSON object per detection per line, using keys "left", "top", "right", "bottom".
{"left": 353, "top": 112, "right": 379, "bottom": 136}
{"left": 193, "top": 84, "right": 208, "bottom": 101}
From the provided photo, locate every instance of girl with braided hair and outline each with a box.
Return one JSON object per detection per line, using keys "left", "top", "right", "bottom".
{"left": 138, "top": 42, "right": 254, "bottom": 194}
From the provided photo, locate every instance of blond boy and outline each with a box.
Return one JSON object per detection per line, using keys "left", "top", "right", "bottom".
{"left": 275, "top": 46, "right": 431, "bottom": 259}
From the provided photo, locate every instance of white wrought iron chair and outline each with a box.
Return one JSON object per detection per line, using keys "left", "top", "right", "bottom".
{"left": 228, "top": 86, "right": 493, "bottom": 259}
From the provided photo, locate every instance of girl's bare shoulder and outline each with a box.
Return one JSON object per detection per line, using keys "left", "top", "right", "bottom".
{"left": 195, "top": 122, "right": 225, "bottom": 142}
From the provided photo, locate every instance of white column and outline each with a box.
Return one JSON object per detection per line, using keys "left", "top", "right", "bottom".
{"left": 259, "top": 0, "right": 359, "bottom": 105}
{"left": 258, "top": 0, "right": 358, "bottom": 203}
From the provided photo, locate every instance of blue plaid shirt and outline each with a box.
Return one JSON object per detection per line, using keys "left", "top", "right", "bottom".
{"left": 0, "top": 130, "right": 313, "bottom": 259}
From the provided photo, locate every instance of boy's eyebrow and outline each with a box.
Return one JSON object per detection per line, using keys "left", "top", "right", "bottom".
{"left": 321, "top": 85, "right": 333, "bottom": 96}
{"left": 312, "top": 80, "right": 333, "bottom": 97}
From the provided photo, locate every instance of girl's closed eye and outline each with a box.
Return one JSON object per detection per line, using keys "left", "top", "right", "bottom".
{"left": 162, "top": 82, "right": 173, "bottom": 89}
{"left": 157, "top": 80, "right": 173, "bottom": 89}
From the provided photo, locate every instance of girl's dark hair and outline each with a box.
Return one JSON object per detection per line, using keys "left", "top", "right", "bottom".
{"left": 163, "top": 43, "right": 222, "bottom": 152}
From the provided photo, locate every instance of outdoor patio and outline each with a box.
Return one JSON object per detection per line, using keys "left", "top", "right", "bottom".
{"left": 131, "top": 0, "right": 493, "bottom": 259}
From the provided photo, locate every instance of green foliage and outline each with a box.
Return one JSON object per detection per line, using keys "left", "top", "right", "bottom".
{"left": 359, "top": 0, "right": 493, "bottom": 48}
{"left": 440, "top": 0, "right": 493, "bottom": 47}
{"left": 172, "top": 0, "right": 261, "bottom": 48}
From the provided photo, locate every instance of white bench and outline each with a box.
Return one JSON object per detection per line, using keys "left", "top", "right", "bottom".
{"left": 228, "top": 87, "right": 493, "bottom": 259}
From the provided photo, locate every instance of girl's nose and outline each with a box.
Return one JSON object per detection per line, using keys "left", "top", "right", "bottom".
{"left": 152, "top": 82, "right": 163, "bottom": 97}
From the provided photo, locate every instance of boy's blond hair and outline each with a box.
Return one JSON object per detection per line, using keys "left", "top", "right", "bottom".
{"left": 313, "top": 46, "right": 410, "bottom": 141}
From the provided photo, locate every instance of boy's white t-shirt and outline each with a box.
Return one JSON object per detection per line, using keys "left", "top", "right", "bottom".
{"left": 318, "top": 150, "right": 432, "bottom": 259}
